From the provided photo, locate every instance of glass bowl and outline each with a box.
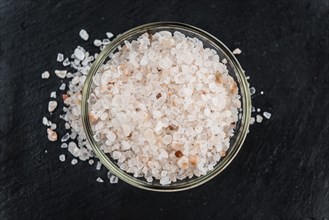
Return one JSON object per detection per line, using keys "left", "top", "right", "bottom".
{"left": 81, "top": 22, "right": 251, "bottom": 192}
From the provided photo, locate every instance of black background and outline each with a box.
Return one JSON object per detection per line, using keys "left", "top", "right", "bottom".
{"left": 1, "top": 0, "right": 329, "bottom": 219}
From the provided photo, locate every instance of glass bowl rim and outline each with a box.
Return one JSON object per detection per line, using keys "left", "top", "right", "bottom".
{"left": 81, "top": 21, "right": 251, "bottom": 192}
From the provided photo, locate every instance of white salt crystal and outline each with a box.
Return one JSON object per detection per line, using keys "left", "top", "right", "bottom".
{"left": 68, "top": 142, "right": 80, "bottom": 157}
{"left": 61, "top": 143, "right": 68, "bottom": 148}
{"left": 263, "top": 111, "right": 272, "bottom": 119}
{"left": 88, "top": 159, "right": 94, "bottom": 165}
{"left": 63, "top": 58, "right": 70, "bottom": 66}
{"left": 110, "top": 175, "right": 118, "bottom": 184}
{"left": 257, "top": 108, "right": 261, "bottom": 112}
{"left": 41, "top": 71, "right": 50, "bottom": 79}
{"left": 221, "top": 58, "right": 227, "bottom": 64}
{"left": 260, "top": 91, "right": 264, "bottom": 95}
{"left": 71, "top": 158, "right": 78, "bottom": 165}
{"left": 74, "top": 48, "right": 85, "bottom": 61}
{"left": 48, "top": 101, "right": 57, "bottom": 112}
{"left": 96, "top": 177, "right": 104, "bottom": 183}
{"left": 59, "top": 154, "right": 65, "bottom": 162}
{"left": 59, "top": 83, "right": 66, "bottom": 90}
{"left": 79, "top": 29, "right": 89, "bottom": 41}
{"left": 65, "top": 123, "right": 70, "bottom": 130}
{"left": 61, "top": 133, "right": 70, "bottom": 142}
{"left": 50, "top": 123, "right": 57, "bottom": 130}
{"left": 106, "top": 32, "right": 114, "bottom": 39}
{"left": 50, "top": 91, "right": 56, "bottom": 98}
{"left": 250, "top": 87, "right": 256, "bottom": 95}
{"left": 94, "top": 39, "right": 102, "bottom": 47}
{"left": 96, "top": 161, "right": 102, "bottom": 170}
{"left": 107, "top": 171, "right": 112, "bottom": 179}
{"left": 250, "top": 117, "right": 255, "bottom": 125}
{"left": 159, "top": 57, "right": 172, "bottom": 69}
{"left": 162, "top": 135, "right": 172, "bottom": 145}
{"left": 256, "top": 115, "right": 263, "bottom": 123}
{"left": 42, "top": 117, "right": 48, "bottom": 126}
{"left": 232, "top": 48, "right": 242, "bottom": 55}
{"left": 57, "top": 53, "right": 64, "bottom": 62}
{"left": 102, "top": 39, "right": 110, "bottom": 45}
{"left": 54, "top": 70, "right": 67, "bottom": 78}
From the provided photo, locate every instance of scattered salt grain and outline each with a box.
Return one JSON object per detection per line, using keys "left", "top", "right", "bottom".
{"left": 263, "top": 111, "right": 272, "bottom": 119}
{"left": 256, "top": 115, "right": 263, "bottom": 123}
{"left": 107, "top": 171, "right": 112, "bottom": 179}
{"left": 64, "top": 123, "right": 70, "bottom": 130}
{"left": 42, "top": 117, "right": 48, "bottom": 126}
{"left": 61, "top": 143, "right": 68, "bottom": 148}
{"left": 96, "top": 177, "right": 104, "bottom": 183}
{"left": 110, "top": 175, "right": 118, "bottom": 184}
{"left": 63, "top": 58, "right": 70, "bottom": 66}
{"left": 41, "top": 71, "right": 50, "bottom": 79}
{"left": 74, "top": 47, "right": 85, "bottom": 61}
{"left": 47, "top": 128, "right": 57, "bottom": 142}
{"left": 250, "top": 87, "right": 256, "bottom": 95}
{"left": 106, "top": 32, "right": 114, "bottom": 39}
{"left": 68, "top": 142, "right": 80, "bottom": 157}
{"left": 88, "top": 159, "right": 94, "bottom": 165}
{"left": 93, "top": 39, "right": 102, "bottom": 47}
{"left": 61, "top": 133, "right": 70, "bottom": 142}
{"left": 257, "top": 108, "right": 261, "bottom": 112}
{"left": 232, "top": 48, "right": 242, "bottom": 55}
{"left": 59, "top": 154, "right": 65, "bottom": 162}
{"left": 48, "top": 101, "right": 58, "bottom": 112}
{"left": 59, "top": 83, "right": 66, "bottom": 90}
{"left": 50, "top": 91, "right": 56, "bottom": 98}
{"left": 250, "top": 117, "right": 255, "bottom": 125}
{"left": 71, "top": 158, "right": 78, "bottom": 165}
{"left": 260, "top": 91, "right": 264, "bottom": 95}
{"left": 79, "top": 29, "right": 89, "bottom": 41}
{"left": 96, "top": 161, "right": 102, "bottom": 170}
{"left": 57, "top": 53, "right": 64, "bottom": 62}
{"left": 55, "top": 70, "right": 67, "bottom": 78}
{"left": 50, "top": 123, "right": 57, "bottom": 130}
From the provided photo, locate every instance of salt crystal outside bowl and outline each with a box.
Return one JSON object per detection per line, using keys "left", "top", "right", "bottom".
{"left": 81, "top": 22, "right": 251, "bottom": 192}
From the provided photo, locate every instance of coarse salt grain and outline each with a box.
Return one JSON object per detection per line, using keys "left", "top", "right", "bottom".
{"left": 42, "top": 117, "right": 48, "bottom": 126}
{"left": 232, "top": 48, "right": 242, "bottom": 55}
{"left": 79, "top": 29, "right": 89, "bottom": 41}
{"left": 74, "top": 47, "right": 85, "bottom": 61}
{"left": 106, "top": 32, "right": 114, "bottom": 39}
{"left": 47, "top": 128, "right": 57, "bottom": 142}
{"left": 256, "top": 115, "right": 263, "bottom": 123}
{"left": 41, "top": 71, "right": 50, "bottom": 79}
{"left": 59, "top": 83, "right": 66, "bottom": 90}
{"left": 55, "top": 70, "right": 67, "bottom": 79}
{"left": 59, "top": 154, "right": 65, "bottom": 162}
{"left": 96, "top": 161, "right": 102, "bottom": 170}
{"left": 57, "top": 53, "right": 64, "bottom": 62}
{"left": 263, "top": 111, "right": 271, "bottom": 119}
{"left": 94, "top": 39, "right": 102, "bottom": 47}
{"left": 63, "top": 58, "right": 70, "bottom": 66}
{"left": 96, "top": 177, "right": 104, "bottom": 183}
{"left": 71, "top": 158, "right": 78, "bottom": 165}
{"left": 110, "top": 175, "right": 118, "bottom": 184}
{"left": 50, "top": 91, "right": 56, "bottom": 98}
{"left": 48, "top": 101, "right": 57, "bottom": 112}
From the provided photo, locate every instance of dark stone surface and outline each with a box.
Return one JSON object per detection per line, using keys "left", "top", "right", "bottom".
{"left": 1, "top": 0, "right": 328, "bottom": 219}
